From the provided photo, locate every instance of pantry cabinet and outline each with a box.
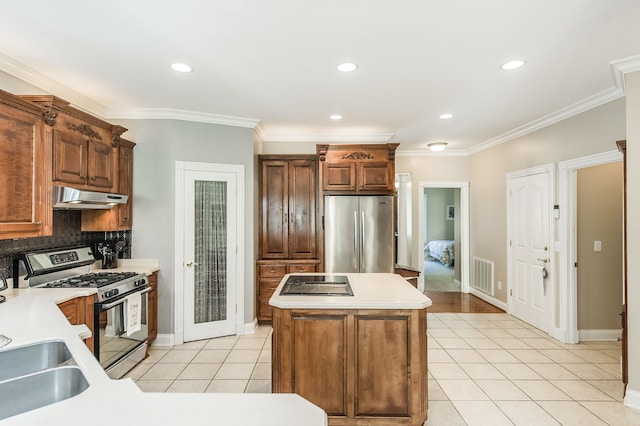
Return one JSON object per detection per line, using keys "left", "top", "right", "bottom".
{"left": 0, "top": 90, "right": 52, "bottom": 240}
{"left": 317, "top": 143, "right": 399, "bottom": 194}
{"left": 259, "top": 156, "right": 317, "bottom": 259}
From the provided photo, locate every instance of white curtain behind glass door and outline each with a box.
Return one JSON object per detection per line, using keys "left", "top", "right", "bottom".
{"left": 194, "top": 180, "right": 227, "bottom": 324}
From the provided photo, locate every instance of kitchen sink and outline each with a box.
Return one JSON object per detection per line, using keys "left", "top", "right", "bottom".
{"left": 0, "top": 366, "right": 89, "bottom": 420}
{"left": 0, "top": 340, "right": 89, "bottom": 420}
{"left": 0, "top": 340, "right": 73, "bottom": 381}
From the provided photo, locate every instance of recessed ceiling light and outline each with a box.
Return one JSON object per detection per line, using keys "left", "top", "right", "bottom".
{"left": 171, "top": 63, "right": 193, "bottom": 73}
{"left": 501, "top": 60, "right": 526, "bottom": 70}
{"left": 337, "top": 62, "right": 358, "bottom": 73}
{"left": 329, "top": 114, "right": 343, "bottom": 120}
{"left": 428, "top": 142, "right": 448, "bottom": 152}
{"left": 439, "top": 113, "right": 453, "bottom": 119}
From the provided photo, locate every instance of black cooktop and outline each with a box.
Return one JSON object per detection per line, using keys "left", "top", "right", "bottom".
{"left": 42, "top": 272, "right": 138, "bottom": 288}
{"left": 280, "top": 275, "right": 353, "bottom": 296}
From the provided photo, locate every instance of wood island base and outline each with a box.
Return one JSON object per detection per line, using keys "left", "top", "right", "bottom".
{"left": 271, "top": 306, "right": 428, "bottom": 426}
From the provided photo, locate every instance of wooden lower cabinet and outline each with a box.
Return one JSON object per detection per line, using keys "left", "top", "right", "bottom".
{"left": 256, "top": 260, "right": 319, "bottom": 322}
{"left": 57, "top": 295, "right": 95, "bottom": 353}
{"left": 272, "top": 307, "right": 428, "bottom": 425}
{"left": 147, "top": 271, "right": 158, "bottom": 345}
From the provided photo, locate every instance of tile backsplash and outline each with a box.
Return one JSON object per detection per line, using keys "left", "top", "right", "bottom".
{"left": 0, "top": 210, "right": 131, "bottom": 283}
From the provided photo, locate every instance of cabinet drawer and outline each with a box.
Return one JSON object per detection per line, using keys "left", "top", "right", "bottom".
{"left": 259, "top": 264, "right": 286, "bottom": 278}
{"left": 258, "top": 297, "right": 274, "bottom": 320}
{"left": 287, "top": 263, "right": 316, "bottom": 274}
{"left": 259, "top": 279, "right": 281, "bottom": 298}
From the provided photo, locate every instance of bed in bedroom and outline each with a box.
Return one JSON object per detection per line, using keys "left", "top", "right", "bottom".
{"left": 424, "top": 240, "right": 454, "bottom": 266}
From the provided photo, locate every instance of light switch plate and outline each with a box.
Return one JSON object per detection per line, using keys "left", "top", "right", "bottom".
{"left": 594, "top": 240, "right": 602, "bottom": 252}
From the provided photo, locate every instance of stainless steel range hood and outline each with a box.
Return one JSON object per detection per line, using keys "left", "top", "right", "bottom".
{"left": 53, "top": 186, "right": 128, "bottom": 210}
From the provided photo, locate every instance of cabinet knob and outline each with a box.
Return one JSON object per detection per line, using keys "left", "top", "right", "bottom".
{"left": 81, "top": 175, "right": 88, "bottom": 179}
{"left": 66, "top": 314, "right": 74, "bottom": 321}
{"left": 91, "top": 176, "right": 97, "bottom": 181}
{"left": 35, "top": 221, "right": 42, "bottom": 226}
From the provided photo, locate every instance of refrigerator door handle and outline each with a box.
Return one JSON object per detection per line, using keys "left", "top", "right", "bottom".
{"left": 361, "top": 210, "right": 366, "bottom": 271}
{"left": 353, "top": 210, "right": 359, "bottom": 271}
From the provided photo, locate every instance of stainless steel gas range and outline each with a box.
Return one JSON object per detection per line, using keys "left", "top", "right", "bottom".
{"left": 17, "top": 246, "right": 149, "bottom": 379}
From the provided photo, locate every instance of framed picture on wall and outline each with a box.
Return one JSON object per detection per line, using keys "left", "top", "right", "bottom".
{"left": 447, "top": 204, "right": 454, "bottom": 220}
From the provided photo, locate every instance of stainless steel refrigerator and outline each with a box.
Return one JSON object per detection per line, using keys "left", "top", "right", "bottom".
{"left": 324, "top": 195, "right": 395, "bottom": 273}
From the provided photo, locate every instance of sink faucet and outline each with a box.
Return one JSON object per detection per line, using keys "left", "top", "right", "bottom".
{"left": 0, "top": 335, "right": 10, "bottom": 349}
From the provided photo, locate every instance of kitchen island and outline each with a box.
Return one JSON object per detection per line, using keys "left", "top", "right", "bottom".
{"left": 270, "top": 273, "right": 432, "bottom": 426}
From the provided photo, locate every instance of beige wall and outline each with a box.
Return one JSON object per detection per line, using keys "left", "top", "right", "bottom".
{"left": 396, "top": 155, "right": 469, "bottom": 271}
{"left": 576, "top": 163, "right": 623, "bottom": 330}
{"left": 626, "top": 71, "right": 640, "bottom": 404}
{"left": 424, "top": 188, "right": 455, "bottom": 242}
{"left": 468, "top": 98, "right": 626, "bottom": 304}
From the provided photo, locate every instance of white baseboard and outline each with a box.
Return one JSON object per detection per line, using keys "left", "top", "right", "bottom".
{"left": 469, "top": 288, "right": 508, "bottom": 311}
{"left": 625, "top": 387, "right": 640, "bottom": 411}
{"left": 244, "top": 318, "right": 258, "bottom": 335}
{"left": 578, "top": 329, "right": 622, "bottom": 341}
{"left": 151, "top": 333, "right": 175, "bottom": 347}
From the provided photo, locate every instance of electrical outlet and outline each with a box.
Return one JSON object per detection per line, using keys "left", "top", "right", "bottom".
{"left": 497, "top": 281, "right": 502, "bottom": 290}
{"left": 594, "top": 240, "right": 602, "bottom": 252}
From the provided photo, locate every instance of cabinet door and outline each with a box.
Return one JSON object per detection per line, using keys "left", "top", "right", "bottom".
{"left": 357, "top": 162, "right": 393, "bottom": 191}
{"left": 117, "top": 143, "right": 133, "bottom": 227}
{"left": 322, "top": 162, "right": 356, "bottom": 191}
{"left": 289, "top": 160, "right": 316, "bottom": 258}
{"left": 147, "top": 272, "right": 158, "bottom": 344}
{"left": 0, "top": 101, "right": 49, "bottom": 239}
{"left": 88, "top": 141, "right": 116, "bottom": 189}
{"left": 53, "top": 130, "right": 88, "bottom": 185}
{"left": 261, "top": 161, "right": 289, "bottom": 258}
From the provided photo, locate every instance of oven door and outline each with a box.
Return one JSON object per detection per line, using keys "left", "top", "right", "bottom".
{"left": 95, "top": 287, "right": 150, "bottom": 379}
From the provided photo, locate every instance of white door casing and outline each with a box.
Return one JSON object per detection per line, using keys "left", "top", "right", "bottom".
{"left": 507, "top": 164, "right": 554, "bottom": 332}
{"left": 175, "top": 161, "right": 245, "bottom": 344}
{"left": 417, "top": 181, "right": 470, "bottom": 293}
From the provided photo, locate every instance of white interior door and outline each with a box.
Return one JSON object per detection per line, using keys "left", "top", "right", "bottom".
{"left": 183, "top": 169, "right": 238, "bottom": 341}
{"left": 508, "top": 170, "right": 552, "bottom": 332}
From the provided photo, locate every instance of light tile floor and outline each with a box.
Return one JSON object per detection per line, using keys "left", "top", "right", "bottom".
{"left": 124, "top": 312, "right": 640, "bottom": 425}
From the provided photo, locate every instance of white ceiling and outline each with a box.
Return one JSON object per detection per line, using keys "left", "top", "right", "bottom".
{"left": 1, "top": 0, "right": 640, "bottom": 154}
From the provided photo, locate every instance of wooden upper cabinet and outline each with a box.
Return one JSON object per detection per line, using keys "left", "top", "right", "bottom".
{"left": 81, "top": 137, "right": 135, "bottom": 231}
{"left": 318, "top": 143, "right": 399, "bottom": 194}
{"left": 21, "top": 95, "right": 117, "bottom": 192}
{"left": 0, "top": 90, "right": 52, "bottom": 239}
{"left": 259, "top": 156, "right": 317, "bottom": 259}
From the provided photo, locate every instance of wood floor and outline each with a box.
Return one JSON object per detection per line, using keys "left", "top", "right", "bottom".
{"left": 425, "top": 291, "right": 505, "bottom": 313}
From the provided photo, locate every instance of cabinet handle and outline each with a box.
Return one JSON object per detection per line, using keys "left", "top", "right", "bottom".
{"left": 66, "top": 314, "right": 74, "bottom": 321}
{"left": 269, "top": 269, "right": 276, "bottom": 273}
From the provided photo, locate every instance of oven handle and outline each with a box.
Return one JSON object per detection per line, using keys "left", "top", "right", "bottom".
{"left": 100, "top": 287, "right": 151, "bottom": 310}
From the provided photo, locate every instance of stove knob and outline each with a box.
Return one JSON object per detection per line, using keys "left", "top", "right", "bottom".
{"left": 113, "top": 289, "right": 119, "bottom": 296}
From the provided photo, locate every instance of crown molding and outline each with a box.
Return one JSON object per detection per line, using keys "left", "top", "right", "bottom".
{"left": 259, "top": 132, "right": 394, "bottom": 143}
{"left": 610, "top": 54, "right": 640, "bottom": 91}
{"left": 0, "top": 52, "right": 109, "bottom": 117}
{"left": 396, "top": 149, "right": 468, "bottom": 157}
{"left": 467, "top": 86, "right": 625, "bottom": 156}
{"left": 105, "top": 108, "right": 260, "bottom": 128}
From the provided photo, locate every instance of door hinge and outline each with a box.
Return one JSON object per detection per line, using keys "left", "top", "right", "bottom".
{"left": 574, "top": 262, "right": 578, "bottom": 268}
{"left": 509, "top": 289, "right": 513, "bottom": 296}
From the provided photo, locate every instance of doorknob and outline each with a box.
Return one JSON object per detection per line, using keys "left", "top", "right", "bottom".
{"left": 186, "top": 262, "right": 199, "bottom": 267}
{"left": 537, "top": 258, "right": 549, "bottom": 263}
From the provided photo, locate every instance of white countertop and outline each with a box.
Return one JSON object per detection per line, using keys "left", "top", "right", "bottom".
{"left": 91, "top": 258, "right": 160, "bottom": 275}
{"left": 0, "top": 287, "right": 327, "bottom": 425}
{"left": 269, "top": 273, "right": 432, "bottom": 310}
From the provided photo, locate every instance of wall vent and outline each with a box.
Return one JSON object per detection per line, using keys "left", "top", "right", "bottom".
{"left": 473, "top": 257, "right": 494, "bottom": 296}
